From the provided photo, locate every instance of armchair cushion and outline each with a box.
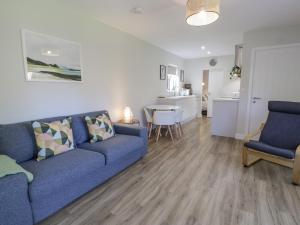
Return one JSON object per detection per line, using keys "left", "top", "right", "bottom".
{"left": 245, "top": 140, "right": 295, "bottom": 159}
{"left": 259, "top": 102, "right": 300, "bottom": 150}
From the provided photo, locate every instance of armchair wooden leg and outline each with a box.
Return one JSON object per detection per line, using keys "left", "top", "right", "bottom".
{"left": 292, "top": 147, "right": 300, "bottom": 185}
{"left": 242, "top": 147, "right": 261, "bottom": 167}
{"left": 242, "top": 146, "right": 249, "bottom": 167}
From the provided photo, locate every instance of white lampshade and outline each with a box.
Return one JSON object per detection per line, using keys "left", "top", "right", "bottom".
{"left": 186, "top": 0, "right": 220, "bottom": 26}
{"left": 123, "top": 106, "right": 133, "bottom": 123}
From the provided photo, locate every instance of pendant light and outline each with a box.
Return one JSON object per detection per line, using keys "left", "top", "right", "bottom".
{"left": 186, "top": 0, "right": 220, "bottom": 26}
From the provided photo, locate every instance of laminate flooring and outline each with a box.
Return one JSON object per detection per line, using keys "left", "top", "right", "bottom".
{"left": 40, "top": 118, "right": 300, "bottom": 225}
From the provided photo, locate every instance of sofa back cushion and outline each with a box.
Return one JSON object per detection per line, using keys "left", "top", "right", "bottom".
{"left": 0, "top": 110, "right": 110, "bottom": 163}
{"left": 260, "top": 101, "right": 300, "bottom": 150}
{"left": 72, "top": 111, "right": 110, "bottom": 144}
{"left": 0, "top": 122, "right": 36, "bottom": 163}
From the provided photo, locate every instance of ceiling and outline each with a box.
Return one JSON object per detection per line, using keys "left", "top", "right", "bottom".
{"left": 60, "top": 0, "right": 300, "bottom": 59}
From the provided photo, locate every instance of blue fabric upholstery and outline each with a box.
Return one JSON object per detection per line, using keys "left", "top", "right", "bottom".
{"left": 245, "top": 140, "right": 295, "bottom": 159}
{"left": 23, "top": 148, "right": 142, "bottom": 223}
{"left": 0, "top": 122, "right": 35, "bottom": 163}
{"left": 0, "top": 173, "right": 33, "bottom": 225}
{"left": 32, "top": 110, "right": 110, "bottom": 145}
{"left": 114, "top": 124, "right": 148, "bottom": 154}
{"left": 268, "top": 101, "right": 300, "bottom": 115}
{"left": 260, "top": 101, "right": 300, "bottom": 150}
{"left": 21, "top": 149, "right": 105, "bottom": 222}
{"left": 0, "top": 110, "right": 148, "bottom": 224}
{"left": 71, "top": 111, "right": 110, "bottom": 144}
{"left": 78, "top": 134, "right": 144, "bottom": 164}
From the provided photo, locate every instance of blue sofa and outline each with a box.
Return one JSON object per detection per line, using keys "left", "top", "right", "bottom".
{"left": 0, "top": 110, "right": 148, "bottom": 225}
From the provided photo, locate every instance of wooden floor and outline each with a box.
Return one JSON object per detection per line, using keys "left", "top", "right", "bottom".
{"left": 40, "top": 118, "right": 300, "bottom": 225}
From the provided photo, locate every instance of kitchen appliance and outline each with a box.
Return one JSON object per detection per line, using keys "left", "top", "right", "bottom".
{"left": 184, "top": 83, "right": 193, "bottom": 95}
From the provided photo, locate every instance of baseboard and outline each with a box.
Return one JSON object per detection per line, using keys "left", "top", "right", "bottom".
{"left": 235, "top": 133, "right": 245, "bottom": 140}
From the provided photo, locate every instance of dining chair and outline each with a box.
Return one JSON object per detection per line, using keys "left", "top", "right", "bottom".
{"left": 243, "top": 101, "right": 300, "bottom": 185}
{"left": 175, "top": 108, "right": 184, "bottom": 137}
{"left": 144, "top": 107, "right": 153, "bottom": 139}
{"left": 153, "top": 111, "right": 176, "bottom": 142}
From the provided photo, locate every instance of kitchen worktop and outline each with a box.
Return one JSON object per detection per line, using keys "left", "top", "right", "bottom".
{"left": 158, "top": 95, "right": 197, "bottom": 100}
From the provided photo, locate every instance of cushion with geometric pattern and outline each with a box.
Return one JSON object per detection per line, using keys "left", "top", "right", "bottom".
{"left": 32, "top": 117, "right": 74, "bottom": 161}
{"left": 85, "top": 114, "right": 115, "bottom": 143}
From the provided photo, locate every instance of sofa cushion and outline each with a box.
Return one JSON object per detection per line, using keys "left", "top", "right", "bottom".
{"left": 32, "top": 117, "right": 75, "bottom": 161}
{"left": 71, "top": 111, "right": 111, "bottom": 144}
{"left": 78, "top": 134, "right": 144, "bottom": 164}
{"left": 245, "top": 140, "right": 295, "bottom": 159}
{"left": 0, "top": 122, "right": 35, "bottom": 163}
{"left": 85, "top": 114, "right": 115, "bottom": 143}
{"left": 20, "top": 149, "right": 105, "bottom": 202}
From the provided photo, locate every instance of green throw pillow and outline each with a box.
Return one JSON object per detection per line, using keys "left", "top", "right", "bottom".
{"left": 32, "top": 117, "right": 74, "bottom": 161}
{"left": 85, "top": 114, "right": 115, "bottom": 143}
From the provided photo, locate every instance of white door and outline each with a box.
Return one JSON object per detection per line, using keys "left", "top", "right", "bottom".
{"left": 207, "top": 70, "right": 224, "bottom": 117}
{"left": 249, "top": 44, "right": 300, "bottom": 132}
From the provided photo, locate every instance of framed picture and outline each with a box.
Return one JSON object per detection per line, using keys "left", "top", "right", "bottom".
{"left": 21, "top": 29, "right": 82, "bottom": 82}
{"left": 160, "top": 65, "right": 166, "bottom": 80}
{"left": 180, "top": 69, "right": 184, "bottom": 82}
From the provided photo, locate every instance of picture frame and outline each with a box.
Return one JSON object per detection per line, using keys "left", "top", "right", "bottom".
{"left": 180, "top": 69, "right": 184, "bottom": 82}
{"left": 160, "top": 65, "right": 166, "bottom": 80}
{"left": 21, "top": 29, "right": 82, "bottom": 82}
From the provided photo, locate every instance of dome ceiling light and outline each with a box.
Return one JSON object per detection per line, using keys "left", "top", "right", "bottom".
{"left": 186, "top": 0, "right": 220, "bottom": 26}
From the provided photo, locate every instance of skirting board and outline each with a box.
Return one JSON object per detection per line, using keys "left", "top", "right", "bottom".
{"left": 235, "top": 133, "right": 245, "bottom": 140}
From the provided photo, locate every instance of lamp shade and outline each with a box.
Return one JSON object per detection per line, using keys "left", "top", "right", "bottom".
{"left": 186, "top": 0, "right": 220, "bottom": 26}
{"left": 123, "top": 106, "right": 133, "bottom": 123}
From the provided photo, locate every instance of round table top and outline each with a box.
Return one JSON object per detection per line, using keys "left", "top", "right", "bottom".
{"left": 146, "top": 104, "right": 180, "bottom": 111}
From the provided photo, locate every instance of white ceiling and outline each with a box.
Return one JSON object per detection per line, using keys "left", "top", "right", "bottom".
{"left": 60, "top": 0, "right": 300, "bottom": 59}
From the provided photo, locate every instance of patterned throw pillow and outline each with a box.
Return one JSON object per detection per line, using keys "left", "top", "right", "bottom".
{"left": 85, "top": 114, "right": 115, "bottom": 143}
{"left": 32, "top": 117, "right": 74, "bottom": 161}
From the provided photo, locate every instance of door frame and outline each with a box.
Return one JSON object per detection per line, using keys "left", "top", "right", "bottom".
{"left": 245, "top": 43, "right": 300, "bottom": 134}
{"left": 207, "top": 69, "right": 224, "bottom": 117}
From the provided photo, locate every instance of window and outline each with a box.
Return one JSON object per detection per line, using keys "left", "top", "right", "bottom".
{"left": 167, "top": 65, "right": 179, "bottom": 92}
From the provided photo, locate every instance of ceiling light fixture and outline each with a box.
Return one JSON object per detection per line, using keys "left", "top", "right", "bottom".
{"left": 207, "top": 51, "right": 211, "bottom": 55}
{"left": 186, "top": 0, "right": 220, "bottom": 26}
{"left": 201, "top": 46, "right": 206, "bottom": 50}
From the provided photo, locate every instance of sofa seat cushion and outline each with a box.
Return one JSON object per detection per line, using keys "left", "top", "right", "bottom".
{"left": 20, "top": 149, "right": 105, "bottom": 202}
{"left": 78, "top": 134, "right": 144, "bottom": 164}
{"left": 245, "top": 140, "right": 295, "bottom": 159}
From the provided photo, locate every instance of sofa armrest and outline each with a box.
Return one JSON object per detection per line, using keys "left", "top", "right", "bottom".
{"left": 113, "top": 124, "right": 148, "bottom": 155}
{"left": 0, "top": 173, "right": 33, "bottom": 225}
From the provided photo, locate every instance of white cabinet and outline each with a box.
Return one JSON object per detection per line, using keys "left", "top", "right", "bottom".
{"left": 211, "top": 98, "right": 239, "bottom": 138}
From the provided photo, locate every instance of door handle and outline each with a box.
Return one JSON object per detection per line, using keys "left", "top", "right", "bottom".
{"left": 253, "top": 97, "right": 262, "bottom": 100}
{"left": 252, "top": 97, "right": 262, "bottom": 104}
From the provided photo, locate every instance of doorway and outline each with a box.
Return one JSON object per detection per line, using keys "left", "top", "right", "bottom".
{"left": 201, "top": 70, "right": 209, "bottom": 117}
{"left": 202, "top": 70, "right": 224, "bottom": 117}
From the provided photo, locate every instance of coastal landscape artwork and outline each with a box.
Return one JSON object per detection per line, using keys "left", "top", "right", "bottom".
{"left": 22, "top": 30, "right": 82, "bottom": 82}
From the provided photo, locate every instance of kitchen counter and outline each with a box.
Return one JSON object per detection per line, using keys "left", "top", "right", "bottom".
{"left": 158, "top": 95, "right": 197, "bottom": 100}
{"left": 211, "top": 98, "right": 239, "bottom": 138}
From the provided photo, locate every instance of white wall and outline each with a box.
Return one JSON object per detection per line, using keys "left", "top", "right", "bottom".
{"left": 236, "top": 24, "right": 300, "bottom": 138}
{"left": 0, "top": 0, "right": 184, "bottom": 124}
{"left": 184, "top": 55, "right": 240, "bottom": 97}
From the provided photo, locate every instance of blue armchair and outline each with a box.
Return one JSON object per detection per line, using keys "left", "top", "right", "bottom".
{"left": 243, "top": 101, "right": 300, "bottom": 184}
